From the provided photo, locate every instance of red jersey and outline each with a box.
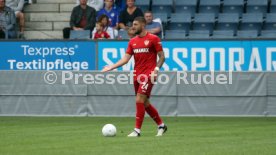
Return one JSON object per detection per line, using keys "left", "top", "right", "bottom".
{"left": 126, "top": 32, "right": 163, "bottom": 76}
{"left": 94, "top": 31, "right": 110, "bottom": 39}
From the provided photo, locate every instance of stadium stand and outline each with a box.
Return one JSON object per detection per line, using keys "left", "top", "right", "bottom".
{"left": 222, "top": 0, "right": 244, "bottom": 17}
{"left": 193, "top": 13, "right": 216, "bottom": 33}
{"left": 174, "top": 0, "right": 197, "bottom": 17}
{"left": 70, "top": 30, "right": 90, "bottom": 39}
{"left": 216, "top": 13, "right": 240, "bottom": 33}
{"left": 246, "top": 0, "right": 268, "bottom": 16}
{"left": 271, "top": 0, "right": 276, "bottom": 13}
{"left": 240, "top": 13, "right": 263, "bottom": 34}
{"left": 135, "top": 0, "right": 151, "bottom": 12}
{"left": 188, "top": 30, "right": 210, "bottom": 39}
{"left": 169, "top": 13, "right": 191, "bottom": 32}
{"left": 165, "top": 30, "right": 187, "bottom": 39}
{"left": 198, "top": 0, "right": 221, "bottom": 17}
{"left": 264, "top": 13, "right": 276, "bottom": 30}
{"left": 22, "top": 0, "right": 276, "bottom": 39}
{"left": 153, "top": 13, "right": 168, "bottom": 25}
{"left": 236, "top": 30, "right": 259, "bottom": 38}
{"left": 261, "top": 30, "right": 276, "bottom": 38}
{"left": 24, "top": 0, "right": 75, "bottom": 39}
{"left": 212, "top": 30, "right": 235, "bottom": 38}
{"left": 117, "top": 29, "right": 129, "bottom": 39}
{"left": 151, "top": 0, "right": 173, "bottom": 15}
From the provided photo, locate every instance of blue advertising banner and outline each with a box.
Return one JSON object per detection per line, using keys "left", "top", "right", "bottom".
{"left": 98, "top": 40, "right": 276, "bottom": 71}
{"left": 0, "top": 41, "right": 96, "bottom": 70}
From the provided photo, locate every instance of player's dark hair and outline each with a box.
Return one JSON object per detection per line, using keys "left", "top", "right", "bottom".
{"left": 134, "top": 17, "right": 146, "bottom": 25}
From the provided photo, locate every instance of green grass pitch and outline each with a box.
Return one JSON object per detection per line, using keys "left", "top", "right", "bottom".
{"left": 0, "top": 117, "right": 276, "bottom": 155}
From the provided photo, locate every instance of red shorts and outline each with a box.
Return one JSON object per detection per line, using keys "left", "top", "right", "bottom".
{"left": 134, "top": 77, "right": 154, "bottom": 98}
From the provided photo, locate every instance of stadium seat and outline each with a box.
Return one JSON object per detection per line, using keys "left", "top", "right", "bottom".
{"left": 153, "top": 13, "right": 168, "bottom": 25}
{"left": 193, "top": 13, "right": 215, "bottom": 33}
{"left": 212, "top": 30, "right": 235, "bottom": 38}
{"left": 169, "top": 13, "right": 191, "bottom": 31}
{"left": 165, "top": 30, "right": 187, "bottom": 39}
{"left": 260, "top": 30, "right": 276, "bottom": 38}
{"left": 198, "top": 0, "right": 221, "bottom": 17}
{"left": 151, "top": 0, "right": 173, "bottom": 16}
{"left": 188, "top": 30, "right": 210, "bottom": 39}
{"left": 174, "top": 0, "right": 197, "bottom": 17}
{"left": 236, "top": 30, "right": 258, "bottom": 38}
{"left": 70, "top": 30, "right": 91, "bottom": 39}
{"left": 216, "top": 13, "right": 240, "bottom": 33}
{"left": 222, "top": 0, "right": 244, "bottom": 17}
{"left": 136, "top": 0, "right": 151, "bottom": 12}
{"left": 117, "top": 30, "right": 129, "bottom": 39}
{"left": 264, "top": 13, "right": 276, "bottom": 30}
{"left": 270, "top": 0, "right": 276, "bottom": 13}
{"left": 240, "top": 13, "right": 263, "bottom": 34}
{"left": 246, "top": 0, "right": 268, "bottom": 16}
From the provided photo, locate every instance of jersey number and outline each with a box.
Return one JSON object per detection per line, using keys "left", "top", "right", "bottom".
{"left": 141, "top": 83, "right": 149, "bottom": 91}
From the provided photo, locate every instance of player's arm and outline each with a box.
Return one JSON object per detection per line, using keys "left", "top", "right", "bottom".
{"left": 102, "top": 54, "right": 132, "bottom": 72}
{"left": 151, "top": 51, "right": 165, "bottom": 82}
{"left": 156, "top": 51, "right": 165, "bottom": 69}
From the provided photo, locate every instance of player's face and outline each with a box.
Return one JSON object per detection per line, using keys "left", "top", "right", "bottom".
{"left": 132, "top": 21, "right": 143, "bottom": 35}
{"left": 144, "top": 13, "right": 153, "bottom": 24}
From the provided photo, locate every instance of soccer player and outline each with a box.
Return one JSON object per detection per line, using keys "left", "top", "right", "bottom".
{"left": 102, "top": 17, "right": 167, "bottom": 137}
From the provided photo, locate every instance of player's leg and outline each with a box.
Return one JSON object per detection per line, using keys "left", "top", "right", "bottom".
{"left": 145, "top": 99, "right": 167, "bottom": 136}
{"left": 128, "top": 93, "right": 147, "bottom": 137}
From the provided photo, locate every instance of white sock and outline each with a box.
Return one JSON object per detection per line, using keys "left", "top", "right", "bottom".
{"left": 134, "top": 128, "right": 141, "bottom": 133}
{"left": 158, "top": 123, "right": 165, "bottom": 128}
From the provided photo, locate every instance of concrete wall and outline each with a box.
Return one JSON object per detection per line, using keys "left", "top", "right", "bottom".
{"left": 0, "top": 71, "right": 275, "bottom": 117}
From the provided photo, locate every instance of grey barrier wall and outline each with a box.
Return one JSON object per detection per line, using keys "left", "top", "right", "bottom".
{"left": 0, "top": 71, "right": 275, "bottom": 116}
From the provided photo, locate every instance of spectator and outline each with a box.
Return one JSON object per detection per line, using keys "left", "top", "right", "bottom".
{"left": 0, "top": 0, "right": 17, "bottom": 39}
{"left": 97, "top": 0, "right": 119, "bottom": 28}
{"left": 76, "top": 0, "right": 104, "bottom": 11}
{"left": 92, "top": 14, "right": 118, "bottom": 39}
{"left": 93, "top": 21, "right": 110, "bottom": 39}
{"left": 118, "top": 0, "right": 143, "bottom": 30}
{"left": 6, "top": 0, "right": 25, "bottom": 38}
{"left": 63, "top": 0, "right": 97, "bottom": 39}
{"left": 144, "top": 11, "right": 161, "bottom": 38}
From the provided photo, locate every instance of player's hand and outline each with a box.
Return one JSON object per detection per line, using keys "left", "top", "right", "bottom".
{"left": 101, "top": 66, "right": 113, "bottom": 72}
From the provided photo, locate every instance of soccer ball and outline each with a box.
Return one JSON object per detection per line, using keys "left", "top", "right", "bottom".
{"left": 102, "top": 124, "right": 117, "bottom": 137}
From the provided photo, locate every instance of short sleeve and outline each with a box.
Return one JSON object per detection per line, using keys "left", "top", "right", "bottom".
{"left": 126, "top": 41, "right": 134, "bottom": 55}
{"left": 153, "top": 36, "right": 163, "bottom": 52}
